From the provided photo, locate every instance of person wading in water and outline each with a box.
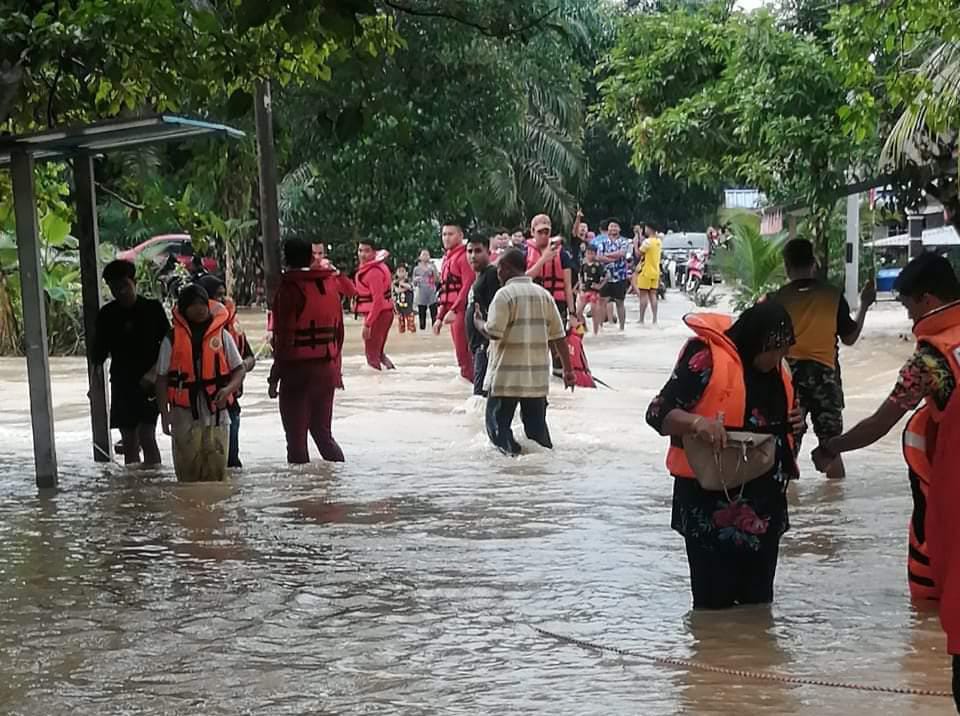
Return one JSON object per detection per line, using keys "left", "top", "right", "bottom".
{"left": 811, "top": 254, "right": 960, "bottom": 711}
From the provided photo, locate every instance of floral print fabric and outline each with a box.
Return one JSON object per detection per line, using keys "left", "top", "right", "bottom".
{"left": 647, "top": 339, "right": 791, "bottom": 554}
{"left": 888, "top": 343, "right": 955, "bottom": 412}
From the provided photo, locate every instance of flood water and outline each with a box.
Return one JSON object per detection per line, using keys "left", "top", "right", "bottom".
{"left": 0, "top": 292, "right": 954, "bottom": 715}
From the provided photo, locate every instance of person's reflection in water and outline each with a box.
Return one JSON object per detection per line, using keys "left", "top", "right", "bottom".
{"left": 169, "top": 483, "right": 248, "bottom": 562}
{"left": 678, "top": 607, "right": 800, "bottom": 715}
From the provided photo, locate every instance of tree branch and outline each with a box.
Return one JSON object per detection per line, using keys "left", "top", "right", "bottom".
{"left": 379, "top": 1, "right": 559, "bottom": 39}
{"left": 95, "top": 182, "right": 146, "bottom": 211}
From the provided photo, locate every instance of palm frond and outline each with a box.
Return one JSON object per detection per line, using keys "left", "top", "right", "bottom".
{"left": 717, "top": 222, "right": 787, "bottom": 310}
{"left": 883, "top": 41, "right": 960, "bottom": 167}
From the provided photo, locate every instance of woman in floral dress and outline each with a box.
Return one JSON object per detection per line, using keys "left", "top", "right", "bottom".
{"left": 647, "top": 302, "right": 799, "bottom": 609}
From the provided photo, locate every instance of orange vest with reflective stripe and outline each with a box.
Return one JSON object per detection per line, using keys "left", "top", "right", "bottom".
{"left": 665, "top": 313, "right": 795, "bottom": 479}
{"left": 903, "top": 406, "right": 939, "bottom": 601}
{"left": 526, "top": 239, "right": 566, "bottom": 301}
{"left": 167, "top": 301, "right": 234, "bottom": 413}
{"left": 224, "top": 298, "right": 247, "bottom": 356}
{"left": 909, "top": 302, "right": 960, "bottom": 621}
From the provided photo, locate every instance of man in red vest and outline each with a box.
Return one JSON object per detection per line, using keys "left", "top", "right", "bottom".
{"left": 269, "top": 238, "right": 355, "bottom": 463}
{"left": 355, "top": 239, "right": 395, "bottom": 370}
{"left": 812, "top": 253, "right": 960, "bottom": 710}
{"left": 525, "top": 213, "right": 575, "bottom": 326}
{"left": 434, "top": 222, "right": 476, "bottom": 382}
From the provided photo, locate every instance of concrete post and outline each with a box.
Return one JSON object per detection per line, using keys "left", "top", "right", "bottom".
{"left": 73, "top": 154, "right": 110, "bottom": 463}
{"left": 255, "top": 80, "right": 281, "bottom": 307}
{"left": 11, "top": 150, "right": 58, "bottom": 489}
{"left": 908, "top": 215, "right": 925, "bottom": 258}
{"left": 845, "top": 193, "right": 860, "bottom": 311}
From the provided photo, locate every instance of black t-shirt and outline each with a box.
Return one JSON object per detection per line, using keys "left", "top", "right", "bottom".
{"left": 580, "top": 262, "right": 606, "bottom": 291}
{"left": 466, "top": 265, "right": 500, "bottom": 352}
{"left": 93, "top": 296, "right": 170, "bottom": 385}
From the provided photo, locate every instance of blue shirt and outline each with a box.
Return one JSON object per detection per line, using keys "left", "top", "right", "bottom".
{"left": 591, "top": 234, "right": 629, "bottom": 282}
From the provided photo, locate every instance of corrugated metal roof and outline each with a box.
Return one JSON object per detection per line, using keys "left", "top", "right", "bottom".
{"left": 0, "top": 115, "right": 244, "bottom": 165}
{"left": 867, "top": 225, "right": 960, "bottom": 248}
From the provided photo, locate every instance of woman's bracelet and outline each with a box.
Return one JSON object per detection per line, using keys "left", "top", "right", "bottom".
{"left": 690, "top": 416, "right": 705, "bottom": 434}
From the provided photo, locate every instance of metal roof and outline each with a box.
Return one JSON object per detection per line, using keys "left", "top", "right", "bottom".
{"left": 867, "top": 225, "right": 960, "bottom": 248}
{"left": 0, "top": 115, "right": 245, "bottom": 166}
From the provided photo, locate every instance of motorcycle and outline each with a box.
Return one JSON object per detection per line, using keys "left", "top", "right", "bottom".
{"left": 685, "top": 251, "right": 704, "bottom": 295}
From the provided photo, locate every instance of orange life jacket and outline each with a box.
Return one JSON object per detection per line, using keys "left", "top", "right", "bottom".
{"left": 665, "top": 313, "right": 795, "bottom": 479}
{"left": 354, "top": 259, "right": 393, "bottom": 314}
{"left": 566, "top": 330, "right": 596, "bottom": 388}
{"left": 167, "top": 301, "right": 235, "bottom": 416}
{"left": 526, "top": 239, "right": 566, "bottom": 302}
{"left": 903, "top": 406, "right": 939, "bottom": 601}
{"left": 278, "top": 269, "right": 343, "bottom": 361}
{"left": 224, "top": 298, "right": 247, "bottom": 355}
{"left": 910, "top": 301, "right": 960, "bottom": 637}
{"left": 439, "top": 244, "right": 468, "bottom": 310}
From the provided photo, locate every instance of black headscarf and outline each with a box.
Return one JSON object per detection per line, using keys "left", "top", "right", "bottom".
{"left": 725, "top": 301, "right": 795, "bottom": 366}
{"left": 177, "top": 283, "right": 210, "bottom": 318}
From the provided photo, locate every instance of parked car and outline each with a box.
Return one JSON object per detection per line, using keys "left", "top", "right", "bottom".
{"left": 118, "top": 234, "right": 218, "bottom": 273}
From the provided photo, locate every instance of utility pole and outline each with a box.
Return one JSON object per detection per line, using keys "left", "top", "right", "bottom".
{"left": 844, "top": 192, "right": 860, "bottom": 311}
{"left": 255, "top": 79, "right": 281, "bottom": 306}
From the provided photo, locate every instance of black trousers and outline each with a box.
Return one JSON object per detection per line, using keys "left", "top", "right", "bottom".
{"left": 685, "top": 537, "right": 780, "bottom": 609}
{"left": 472, "top": 346, "right": 489, "bottom": 396}
{"left": 417, "top": 303, "right": 438, "bottom": 331}
{"left": 953, "top": 655, "right": 960, "bottom": 713}
{"left": 485, "top": 396, "right": 552, "bottom": 456}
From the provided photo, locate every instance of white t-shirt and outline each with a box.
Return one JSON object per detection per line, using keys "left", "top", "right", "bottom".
{"left": 157, "top": 329, "right": 243, "bottom": 425}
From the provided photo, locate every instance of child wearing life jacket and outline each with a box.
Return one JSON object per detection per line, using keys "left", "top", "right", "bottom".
{"left": 393, "top": 264, "right": 416, "bottom": 334}
{"left": 198, "top": 275, "right": 257, "bottom": 469}
{"left": 155, "top": 284, "right": 246, "bottom": 482}
{"left": 566, "top": 316, "right": 597, "bottom": 389}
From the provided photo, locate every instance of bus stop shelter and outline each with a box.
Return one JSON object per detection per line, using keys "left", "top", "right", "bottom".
{"left": 0, "top": 115, "right": 244, "bottom": 490}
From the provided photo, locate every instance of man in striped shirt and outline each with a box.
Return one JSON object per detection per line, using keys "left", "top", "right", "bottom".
{"left": 474, "top": 248, "right": 575, "bottom": 456}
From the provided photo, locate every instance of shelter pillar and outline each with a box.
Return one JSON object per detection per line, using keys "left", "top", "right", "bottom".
{"left": 73, "top": 154, "right": 110, "bottom": 462}
{"left": 11, "top": 150, "right": 58, "bottom": 488}
{"left": 255, "top": 80, "right": 281, "bottom": 306}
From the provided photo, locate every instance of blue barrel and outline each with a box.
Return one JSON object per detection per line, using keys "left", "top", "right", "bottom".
{"left": 876, "top": 267, "right": 902, "bottom": 293}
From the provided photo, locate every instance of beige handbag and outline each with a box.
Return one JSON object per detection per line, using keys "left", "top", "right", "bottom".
{"left": 682, "top": 430, "right": 776, "bottom": 493}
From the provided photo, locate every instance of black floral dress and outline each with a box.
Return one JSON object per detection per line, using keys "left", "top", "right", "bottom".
{"left": 647, "top": 339, "right": 795, "bottom": 554}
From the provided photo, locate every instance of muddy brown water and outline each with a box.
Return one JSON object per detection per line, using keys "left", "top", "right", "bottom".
{"left": 0, "top": 295, "right": 953, "bottom": 715}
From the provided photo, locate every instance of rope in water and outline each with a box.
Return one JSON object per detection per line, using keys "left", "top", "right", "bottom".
{"left": 528, "top": 624, "right": 953, "bottom": 699}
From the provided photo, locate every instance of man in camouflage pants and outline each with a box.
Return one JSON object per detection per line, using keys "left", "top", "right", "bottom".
{"left": 768, "top": 239, "right": 876, "bottom": 478}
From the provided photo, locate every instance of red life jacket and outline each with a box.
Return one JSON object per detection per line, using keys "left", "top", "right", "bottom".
{"left": 439, "top": 243, "right": 468, "bottom": 311}
{"left": 279, "top": 269, "right": 343, "bottom": 361}
{"left": 354, "top": 259, "right": 393, "bottom": 314}
{"left": 566, "top": 331, "right": 596, "bottom": 388}
{"left": 526, "top": 239, "right": 566, "bottom": 302}
{"left": 903, "top": 406, "right": 939, "bottom": 601}
{"left": 167, "top": 301, "right": 235, "bottom": 416}
{"left": 911, "top": 301, "right": 960, "bottom": 650}
{"left": 664, "top": 313, "right": 795, "bottom": 479}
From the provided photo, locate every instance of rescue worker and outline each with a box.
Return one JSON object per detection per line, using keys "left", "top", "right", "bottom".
{"left": 354, "top": 239, "right": 395, "bottom": 370}
{"left": 198, "top": 275, "right": 256, "bottom": 468}
{"left": 155, "top": 285, "right": 246, "bottom": 482}
{"left": 525, "top": 213, "right": 575, "bottom": 326}
{"left": 811, "top": 254, "right": 960, "bottom": 709}
{"left": 269, "top": 238, "right": 354, "bottom": 464}
{"left": 434, "top": 222, "right": 476, "bottom": 382}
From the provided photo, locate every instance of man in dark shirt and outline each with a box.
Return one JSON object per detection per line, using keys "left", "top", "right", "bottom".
{"left": 466, "top": 232, "right": 500, "bottom": 397}
{"left": 769, "top": 239, "right": 875, "bottom": 479}
{"left": 93, "top": 260, "right": 170, "bottom": 465}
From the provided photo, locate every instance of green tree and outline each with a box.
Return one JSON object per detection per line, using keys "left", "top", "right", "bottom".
{"left": 598, "top": 5, "right": 874, "bottom": 264}
{"left": 831, "top": 0, "right": 959, "bottom": 228}
{"left": 716, "top": 221, "right": 787, "bottom": 311}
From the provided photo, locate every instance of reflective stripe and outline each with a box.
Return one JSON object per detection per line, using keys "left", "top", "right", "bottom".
{"left": 904, "top": 431, "right": 927, "bottom": 451}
